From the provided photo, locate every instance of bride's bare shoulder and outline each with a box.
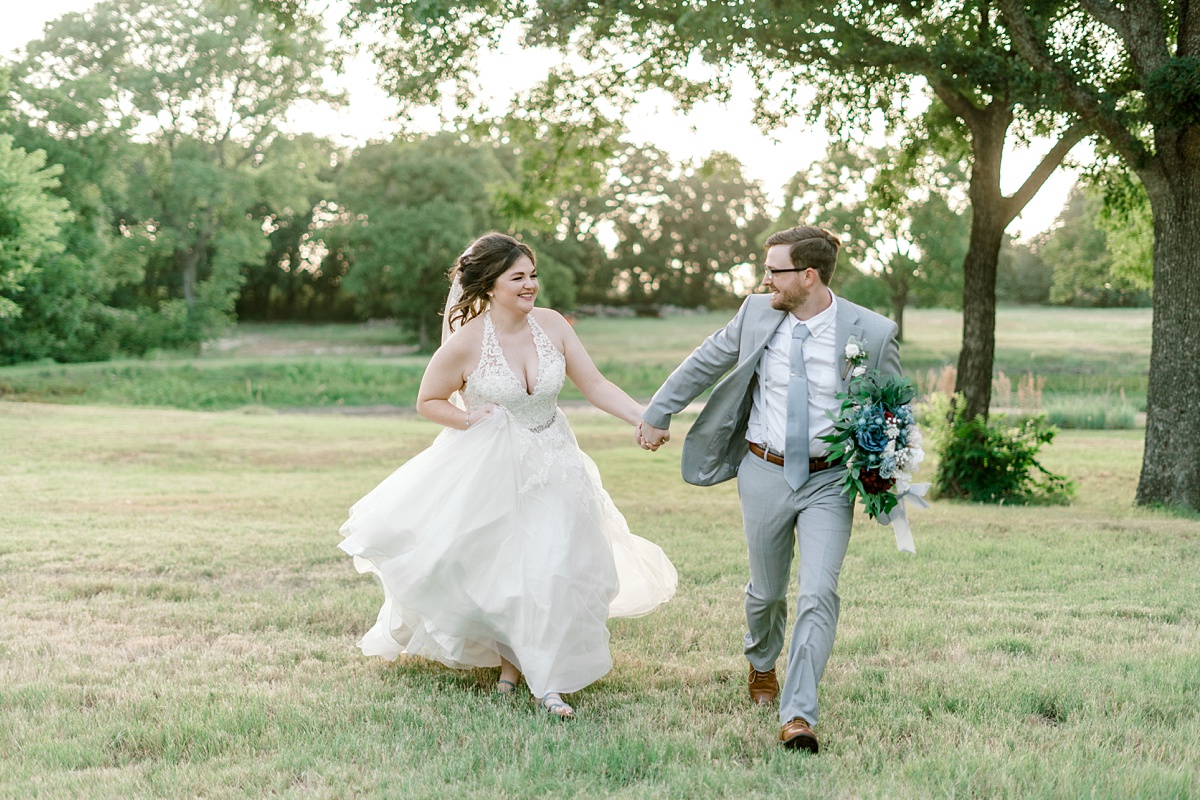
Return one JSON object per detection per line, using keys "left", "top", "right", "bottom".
{"left": 438, "top": 315, "right": 486, "bottom": 359}
{"left": 532, "top": 307, "right": 573, "bottom": 337}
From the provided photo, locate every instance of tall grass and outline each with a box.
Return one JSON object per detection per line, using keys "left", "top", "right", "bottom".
{"left": 1043, "top": 391, "right": 1139, "bottom": 430}
{"left": 1, "top": 403, "right": 1196, "bottom": 798}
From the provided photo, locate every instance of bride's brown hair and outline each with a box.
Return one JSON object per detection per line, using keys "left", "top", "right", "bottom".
{"left": 445, "top": 232, "right": 536, "bottom": 333}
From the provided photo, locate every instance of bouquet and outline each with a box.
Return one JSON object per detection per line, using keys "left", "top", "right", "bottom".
{"left": 821, "top": 343, "right": 925, "bottom": 527}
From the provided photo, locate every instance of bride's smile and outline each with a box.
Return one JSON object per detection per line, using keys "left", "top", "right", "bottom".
{"left": 493, "top": 256, "right": 539, "bottom": 313}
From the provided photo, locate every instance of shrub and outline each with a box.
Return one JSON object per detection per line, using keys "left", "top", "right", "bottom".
{"left": 932, "top": 394, "right": 1075, "bottom": 504}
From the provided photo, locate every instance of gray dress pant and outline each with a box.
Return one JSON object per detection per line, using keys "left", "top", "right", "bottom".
{"left": 737, "top": 450, "right": 854, "bottom": 726}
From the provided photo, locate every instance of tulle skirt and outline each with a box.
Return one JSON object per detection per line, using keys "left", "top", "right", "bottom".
{"left": 338, "top": 407, "right": 677, "bottom": 697}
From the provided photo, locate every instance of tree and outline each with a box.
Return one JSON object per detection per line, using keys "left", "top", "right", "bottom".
{"left": 778, "top": 139, "right": 970, "bottom": 340}
{"left": 0, "top": 135, "right": 71, "bottom": 322}
{"left": 996, "top": 235, "right": 1052, "bottom": 304}
{"left": 521, "top": 188, "right": 616, "bottom": 308}
{"left": 334, "top": 134, "right": 511, "bottom": 351}
{"left": 237, "top": 133, "right": 350, "bottom": 321}
{"left": 327, "top": 0, "right": 1087, "bottom": 422}
{"left": 606, "top": 147, "right": 770, "bottom": 308}
{"left": 1096, "top": 177, "right": 1154, "bottom": 295}
{"left": 996, "top": 0, "right": 1200, "bottom": 506}
{"left": 13, "top": 0, "right": 342, "bottom": 349}
{"left": 1042, "top": 185, "right": 1148, "bottom": 307}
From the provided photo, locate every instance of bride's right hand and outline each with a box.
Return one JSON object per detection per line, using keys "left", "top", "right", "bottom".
{"left": 466, "top": 403, "right": 497, "bottom": 428}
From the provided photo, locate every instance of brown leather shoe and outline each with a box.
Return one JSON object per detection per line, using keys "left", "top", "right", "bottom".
{"left": 748, "top": 666, "right": 778, "bottom": 706}
{"left": 780, "top": 717, "right": 819, "bottom": 753}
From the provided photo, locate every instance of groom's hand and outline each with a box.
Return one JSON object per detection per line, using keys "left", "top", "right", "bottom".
{"left": 636, "top": 421, "right": 670, "bottom": 451}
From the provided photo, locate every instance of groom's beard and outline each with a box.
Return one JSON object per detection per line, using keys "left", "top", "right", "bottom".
{"left": 769, "top": 282, "right": 809, "bottom": 313}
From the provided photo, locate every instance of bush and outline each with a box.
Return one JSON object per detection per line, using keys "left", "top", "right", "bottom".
{"left": 932, "top": 394, "right": 1075, "bottom": 504}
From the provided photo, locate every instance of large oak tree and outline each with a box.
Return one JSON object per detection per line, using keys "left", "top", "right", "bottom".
{"left": 996, "top": 0, "right": 1200, "bottom": 508}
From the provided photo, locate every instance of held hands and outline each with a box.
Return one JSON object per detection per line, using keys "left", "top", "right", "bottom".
{"left": 635, "top": 420, "right": 670, "bottom": 451}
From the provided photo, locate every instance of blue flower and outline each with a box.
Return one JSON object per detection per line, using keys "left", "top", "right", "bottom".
{"left": 856, "top": 424, "right": 889, "bottom": 453}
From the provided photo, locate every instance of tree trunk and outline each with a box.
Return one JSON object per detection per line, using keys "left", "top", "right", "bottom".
{"left": 180, "top": 222, "right": 214, "bottom": 312}
{"left": 1136, "top": 158, "right": 1200, "bottom": 509}
{"left": 181, "top": 249, "right": 200, "bottom": 311}
{"left": 955, "top": 210, "right": 1006, "bottom": 420}
{"left": 891, "top": 284, "right": 907, "bottom": 342}
{"left": 418, "top": 315, "right": 431, "bottom": 353}
{"left": 953, "top": 109, "right": 1010, "bottom": 421}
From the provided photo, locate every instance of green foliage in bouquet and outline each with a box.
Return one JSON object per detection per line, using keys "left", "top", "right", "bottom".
{"left": 823, "top": 371, "right": 922, "bottom": 521}
{"left": 933, "top": 395, "right": 1075, "bottom": 504}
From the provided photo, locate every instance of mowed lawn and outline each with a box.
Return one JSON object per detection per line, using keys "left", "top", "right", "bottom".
{"left": 2, "top": 402, "right": 1197, "bottom": 798}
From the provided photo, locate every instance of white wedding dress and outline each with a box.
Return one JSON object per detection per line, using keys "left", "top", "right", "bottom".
{"left": 338, "top": 310, "right": 677, "bottom": 697}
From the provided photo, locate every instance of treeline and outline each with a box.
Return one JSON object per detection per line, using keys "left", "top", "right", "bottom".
{"left": 0, "top": 0, "right": 1149, "bottom": 366}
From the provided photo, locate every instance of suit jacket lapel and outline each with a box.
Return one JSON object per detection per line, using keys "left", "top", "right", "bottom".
{"left": 749, "top": 303, "right": 787, "bottom": 359}
{"left": 834, "top": 297, "right": 864, "bottom": 393}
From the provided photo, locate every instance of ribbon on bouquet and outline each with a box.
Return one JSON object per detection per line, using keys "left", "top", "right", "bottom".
{"left": 875, "top": 482, "right": 930, "bottom": 554}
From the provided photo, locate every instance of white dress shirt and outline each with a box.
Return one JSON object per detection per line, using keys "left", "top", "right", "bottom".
{"left": 746, "top": 293, "right": 840, "bottom": 459}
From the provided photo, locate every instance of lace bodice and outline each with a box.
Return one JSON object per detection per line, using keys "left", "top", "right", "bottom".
{"left": 463, "top": 311, "right": 565, "bottom": 431}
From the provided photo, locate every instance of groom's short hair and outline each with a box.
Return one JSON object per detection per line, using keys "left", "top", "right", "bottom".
{"left": 765, "top": 226, "right": 841, "bottom": 285}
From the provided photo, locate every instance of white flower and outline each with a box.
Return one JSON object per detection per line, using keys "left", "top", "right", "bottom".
{"left": 844, "top": 342, "right": 862, "bottom": 359}
{"left": 852, "top": 365, "right": 866, "bottom": 377}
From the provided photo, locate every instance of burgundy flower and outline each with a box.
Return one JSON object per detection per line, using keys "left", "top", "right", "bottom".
{"left": 860, "top": 469, "right": 896, "bottom": 496}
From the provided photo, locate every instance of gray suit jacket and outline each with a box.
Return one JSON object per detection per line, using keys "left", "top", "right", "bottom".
{"left": 644, "top": 293, "right": 901, "bottom": 486}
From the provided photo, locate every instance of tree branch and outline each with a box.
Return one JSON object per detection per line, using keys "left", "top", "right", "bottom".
{"left": 1000, "top": 122, "right": 1089, "bottom": 224}
{"left": 926, "top": 75, "right": 982, "bottom": 131}
{"left": 1180, "top": 0, "right": 1200, "bottom": 58}
{"left": 996, "top": 0, "right": 1152, "bottom": 167}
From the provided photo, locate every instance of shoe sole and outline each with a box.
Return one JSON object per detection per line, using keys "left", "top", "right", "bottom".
{"left": 781, "top": 732, "right": 819, "bottom": 753}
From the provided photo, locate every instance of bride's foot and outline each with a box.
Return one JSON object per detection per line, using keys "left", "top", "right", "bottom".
{"left": 538, "top": 693, "right": 575, "bottom": 720}
{"left": 497, "top": 658, "right": 521, "bottom": 695}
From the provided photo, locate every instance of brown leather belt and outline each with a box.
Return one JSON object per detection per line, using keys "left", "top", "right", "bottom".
{"left": 748, "top": 442, "right": 839, "bottom": 474}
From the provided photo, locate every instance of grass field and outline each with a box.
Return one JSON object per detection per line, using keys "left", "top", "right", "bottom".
{"left": 0, "top": 307, "right": 1152, "bottom": 416}
{"left": 2, "top": 401, "right": 1197, "bottom": 798}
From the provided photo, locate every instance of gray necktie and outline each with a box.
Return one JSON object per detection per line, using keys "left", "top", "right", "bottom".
{"left": 784, "top": 323, "right": 811, "bottom": 490}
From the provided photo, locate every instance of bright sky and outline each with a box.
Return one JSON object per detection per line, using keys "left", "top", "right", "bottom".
{"left": 3, "top": 1, "right": 1082, "bottom": 240}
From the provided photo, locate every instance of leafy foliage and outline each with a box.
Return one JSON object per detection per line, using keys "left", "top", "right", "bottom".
{"left": 237, "top": 134, "right": 351, "bottom": 322}
{"left": 6, "top": 0, "right": 341, "bottom": 357}
{"left": 933, "top": 395, "right": 1074, "bottom": 505}
{"left": 0, "top": 135, "right": 70, "bottom": 321}
{"left": 776, "top": 138, "right": 970, "bottom": 337}
{"left": 1044, "top": 185, "right": 1149, "bottom": 307}
{"left": 605, "top": 147, "right": 769, "bottom": 308}
{"left": 333, "top": 135, "right": 511, "bottom": 351}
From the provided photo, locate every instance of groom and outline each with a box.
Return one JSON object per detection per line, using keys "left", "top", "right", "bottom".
{"left": 639, "top": 225, "right": 900, "bottom": 753}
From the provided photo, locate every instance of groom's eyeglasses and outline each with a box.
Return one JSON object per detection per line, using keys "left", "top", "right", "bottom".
{"left": 762, "top": 266, "right": 812, "bottom": 276}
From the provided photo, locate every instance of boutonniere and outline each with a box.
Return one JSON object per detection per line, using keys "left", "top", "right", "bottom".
{"left": 842, "top": 337, "right": 869, "bottom": 381}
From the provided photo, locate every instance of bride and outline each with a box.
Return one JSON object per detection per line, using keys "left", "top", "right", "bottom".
{"left": 338, "top": 232, "right": 677, "bottom": 719}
